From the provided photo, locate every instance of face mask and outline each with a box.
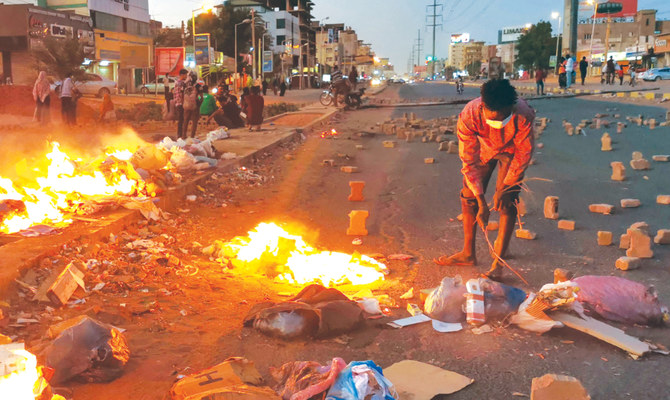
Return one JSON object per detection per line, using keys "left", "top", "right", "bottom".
{"left": 486, "top": 113, "right": 513, "bottom": 129}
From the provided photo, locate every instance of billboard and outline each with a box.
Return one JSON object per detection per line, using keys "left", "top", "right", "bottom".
{"left": 121, "top": 45, "right": 150, "bottom": 68}
{"left": 578, "top": 0, "right": 637, "bottom": 24}
{"left": 451, "top": 33, "right": 470, "bottom": 43}
{"left": 194, "top": 34, "right": 211, "bottom": 65}
{"left": 262, "top": 50, "right": 273, "bottom": 73}
{"left": 155, "top": 47, "right": 185, "bottom": 76}
{"left": 499, "top": 25, "right": 530, "bottom": 44}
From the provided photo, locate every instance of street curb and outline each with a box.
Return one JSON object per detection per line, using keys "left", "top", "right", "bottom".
{"left": 514, "top": 85, "right": 668, "bottom": 100}
{"left": 368, "top": 99, "right": 472, "bottom": 108}
{"left": 0, "top": 108, "right": 340, "bottom": 297}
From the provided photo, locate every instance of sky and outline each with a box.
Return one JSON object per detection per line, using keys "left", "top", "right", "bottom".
{"left": 7, "top": 0, "right": 670, "bottom": 73}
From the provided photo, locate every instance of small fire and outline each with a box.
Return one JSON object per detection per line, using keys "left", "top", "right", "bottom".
{"left": 0, "top": 344, "right": 40, "bottom": 400}
{"left": 320, "top": 129, "right": 338, "bottom": 138}
{"left": 0, "top": 142, "right": 148, "bottom": 234}
{"left": 220, "top": 222, "right": 387, "bottom": 287}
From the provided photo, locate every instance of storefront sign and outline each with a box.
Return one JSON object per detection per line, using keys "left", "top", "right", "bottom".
{"left": 155, "top": 47, "right": 185, "bottom": 76}
{"left": 194, "top": 34, "right": 210, "bottom": 65}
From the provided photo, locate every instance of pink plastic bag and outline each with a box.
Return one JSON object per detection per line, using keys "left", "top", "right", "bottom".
{"left": 574, "top": 275, "right": 669, "bottom": 326}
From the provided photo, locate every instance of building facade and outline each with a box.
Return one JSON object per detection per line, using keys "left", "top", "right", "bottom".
{"left": 448, "top": 40, "right": 487, "bottom": 70}
{"left": 0, "top": 4, "right": 94, "bottom": 85}
{"left": 41, "top": 0, "right": 152, "bottom": 92}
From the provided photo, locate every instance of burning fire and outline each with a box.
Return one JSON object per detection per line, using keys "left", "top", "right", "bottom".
{"left": 220, "top": 222, "right": 387, "bottom": 287}
{"left": 0, "top": 142, "right": 148, "bottom": 234}
{"left": 0, "top": 344, "right": 40, "bottom": 400}
{"left": 320, "top": 129, "right": 338, "bottom": 138}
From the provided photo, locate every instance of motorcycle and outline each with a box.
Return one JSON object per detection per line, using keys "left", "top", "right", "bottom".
{"left": 319, "top": 84, "right": 365, "bottom": 109}
{"left": 456, "top": 80, "right": 464, "bottom": 94}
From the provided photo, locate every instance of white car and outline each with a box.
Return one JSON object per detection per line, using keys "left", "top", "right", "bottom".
{"left": 75, "top": 73, "right": 118, "bottom": 97}
{"left": 138, "top": 77, "right": 177, "bottom": 94}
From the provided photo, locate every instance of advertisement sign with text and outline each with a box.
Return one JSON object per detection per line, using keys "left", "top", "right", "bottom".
{"left": 451, "top": 33, "right": 470, "bottom": 43}
{"left": 195, "top": 34, "right": 211, "bottom": 65}
{"left": 578, "top": 0, "right": 637, "bottom": 24}
{"left": 155, "top": 47, "right": 185, "bottom": 76}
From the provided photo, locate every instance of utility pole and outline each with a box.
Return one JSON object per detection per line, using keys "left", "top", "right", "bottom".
{"left": 415, "top": 29, "right": 423, "bottom": 67}
{"left": 426, "top": 0, "right": 443, "bottom": 77}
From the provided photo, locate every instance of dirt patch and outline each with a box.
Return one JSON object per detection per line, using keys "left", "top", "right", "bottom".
{"left": 269, "top": 113, "right": 323, "bottom": 127}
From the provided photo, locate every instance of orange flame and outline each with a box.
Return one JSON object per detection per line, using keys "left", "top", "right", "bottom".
{"left": 0, "top": 345, "right": 40, "bottom": 400}
{"left": 221, "top": 222, "right": 387, "bottom": 287}
{"left": 320, "top": 129, "right": 338, "bottom": 138}
{"left": 0, "top": 142, "right": 148, "bottom": 234}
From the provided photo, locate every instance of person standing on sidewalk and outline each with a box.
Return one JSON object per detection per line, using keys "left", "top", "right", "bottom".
{"left": 32, "top": 71, "right": 51, "bottom": 124}
{"left": 606, "top": 57, "right": 615, "bottom": 85}
{"left": 558, "top": 57, "right": 567, "bottom": 88}
{"left": 246, "top": 85, "right": 264, "bottom": 132}
{"left": 579, "top": 57, "right": 588, "bottom": 85}
{"left": 565, "top": 53, "right": 574, "bottom": 88}
{"left": 59, "top": 72, "right": 76, "bottom": 126}
{"left": 173, "top": 69, "right": 188, "bottom": 138}
{"left": 629, "top": 66, "right": 637, "bottom": 87}
{"left": 182, "top": 71, "right": 203, "bottom": 139}
{"left": 434, "top": 79, "right": 535, "bottom": 281}
{"left": 349, "top": 66, "right": 358, "bottom": 91}
{"left": 616, "top": 63, "right": 624, "bottom": 85}
{"left": 535, "top": 67, "right": 545, "bottom": 95}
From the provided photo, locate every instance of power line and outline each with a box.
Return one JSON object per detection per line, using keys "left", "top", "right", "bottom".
{"left": 426, "top": 0, "right": 443, "bottom": 75}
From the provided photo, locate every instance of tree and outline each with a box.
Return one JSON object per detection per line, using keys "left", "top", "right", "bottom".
{"left": 31, "top": 36, "right": 87, "bottom": 80}
{"left": 515, "top": 21, "right": 557, "bottom": 72}
{"left": 154, "top": 27, "right": 183, "bottom": 48}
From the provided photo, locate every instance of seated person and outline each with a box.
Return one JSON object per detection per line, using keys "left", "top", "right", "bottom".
{"left": 206, "top": 94, "right": 245, "bottom": 129}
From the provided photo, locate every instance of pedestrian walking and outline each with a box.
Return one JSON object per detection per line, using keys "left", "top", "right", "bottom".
{"left": 579, "top": 56, "right": 588, "bottom": 85}
{"left": 32, "top": 71, "right": 51, "bottom": 124}
{"left": 272, "top": 77, "right": 279, "bottom": 95}
{"left": 246, "top": 85, "right": 264, "bottom": 131}
{"left": 174, "top": 69, "right": 188, "bottom": 138}
{"left": 629, "top": 66, "right": 637, "bottom": 87}
{"left": 279, "top": 79, "right": 287, "bottom": 96}
{"left": 59, "top": 72, "right": 76, "bottom": 126}
{"left": 565, "top": 53, "right": 574, "bottom": 88}
{"left": 535, "top": 66, "right": 545, "bottom": 95}
{"left": 616, "top": 63, "right": 624, "bottom": 85}
{"left": 182, "top": 71, "right": 203, "bottom": 139}
{"left": 434, "top": 79, "right": 535, "bottom": 282}
{"left": 606, "top": 56, "right": 615, "bottom": 85}
{"left": 99, "top": 93, "right": 116, "bottom": 122}
{"left": 349, "top": 66, "right": 358, "bottom": 91}
{"left": 262, "top": 79, "right": 268, "bottom": 96}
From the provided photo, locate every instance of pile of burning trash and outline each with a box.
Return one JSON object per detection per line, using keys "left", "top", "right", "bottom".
{"left": 0, "top": 129, "right": 229, "bottom": 237}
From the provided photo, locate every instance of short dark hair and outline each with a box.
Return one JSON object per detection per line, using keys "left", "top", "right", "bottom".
{"left": 251, "top": 86, "right": 261, "bottom": 95}
{"left": 179, "top": 68, "right": 188, "bottom": 75}
{"left": 481, "top": 79, "right": 517, "bottom": 111}
{"left": 203, "top": 85, "right": 209, "bottom": 92}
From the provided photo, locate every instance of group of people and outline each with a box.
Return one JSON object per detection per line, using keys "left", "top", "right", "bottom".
{"left": 166, "top": 68, "right": 268, "bottom": 139}
{"left": 32, "top": 71, "right": 115, "bottom": 126}
{"left": 533, "top": 53, "right": 638, "bottom": 94}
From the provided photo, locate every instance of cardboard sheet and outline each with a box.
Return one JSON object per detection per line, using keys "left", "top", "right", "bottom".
{"left": 383, "top": 360, "right": 473, "bottom": 399}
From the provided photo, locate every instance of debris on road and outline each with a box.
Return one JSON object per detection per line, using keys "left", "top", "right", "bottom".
{"left": 271, "top": 357, "right": 346, "bottom": 400}
{"left": 530, "top": 374, "right": 590, "bottom": 400}
{"left": 588, "top": 204, "right": 614, "bottom": 215}
{"left": 597, "top": 231, "right": 613, "bottom": 246}
{"left": 615, "top": 256, "right": 641, "bottom": 270}
{"left": 383, "top": 360, "right": 473, "bottom": 399}
{"left": 326, "top": 360, "right": 397, "bottom": 400}
{"left": 557, "top": 220, "right": 575, "bottom": 231}
{"left": 610, "top": 161, "right": 626, "bottom": 181}
{"left": 347, "top": 210, "right": 369, "bottom": 236}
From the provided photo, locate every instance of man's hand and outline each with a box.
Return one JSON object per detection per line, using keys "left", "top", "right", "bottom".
{"left": 493, "top": 189, "right": 504, "bottom": 211}
{"left": 476, "top": 195, "right": 490, "bottom": 229}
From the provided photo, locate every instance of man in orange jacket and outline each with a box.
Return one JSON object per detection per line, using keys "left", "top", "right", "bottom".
{"left": 435, "top": 79, "right": 535, "bottom": 280}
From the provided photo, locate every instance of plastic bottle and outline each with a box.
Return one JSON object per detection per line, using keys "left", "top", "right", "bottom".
{"left": 465, "top": 278, "right": 486, "bottom": 325}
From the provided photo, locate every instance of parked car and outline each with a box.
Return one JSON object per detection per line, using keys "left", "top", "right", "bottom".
{"left": 641, "top": 67, "right": 670, "bottom": 81}
{"left": 76, "top": 73, "right": 118, "bottom": 97}
{"left": 138, "top": 77, "right": 177, "bottom": 94}
{"left": 51, "top": 73, "right": 117, "bottom": 97}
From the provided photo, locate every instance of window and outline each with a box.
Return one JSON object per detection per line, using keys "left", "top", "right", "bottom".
{"left": 92, "top": 11, "right": 123, "bottom": 32}
{"left": 584, "top": 33, "right": 591, "bottom": 40}
{"left": 85, "top": 74, "right": 102, "bottom": 81}
{"left": 276, "top": 19, "right": 285, "bottom": 29}
{"left": 276, "top": 35, "right": 285, "bottom": 46}
{"left": 628, "top": 32, "right": 633, "bottom": 37}
{"left": 646, "top": 18, "right": 649, "bottom": 26}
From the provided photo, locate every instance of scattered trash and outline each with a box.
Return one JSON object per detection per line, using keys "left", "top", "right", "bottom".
{"left": 34, "top": 262, "right": 86, "bottom": 306}
{"left": 45, "top": 317, "right": 130, "bottom": 385}
{"left": 383, "top": 360, "right": 473, "bottom": 399}
{"left": 244, "top": 285, "right": 364, "bottom": 340}
{"left": 399, "top": 288, "right": 414, "bottom": 300}
{"left": 530, "top": 374, "right": 590, "bottom": 400}
{"left": 351, "top": 238, "right": 363, "bottom": 246}
{"left": 573, "top": 275, "right": 669, "bottom": 326}
{"left": 170, "top": 357, "right": 279, "bottom": 400}
{"left": 326, "top": 361, "right": 397, "bottom": 400}
{"left": 271, "top": 357, "right": 347, "bottom": 400}
{"left": 424, "top": 276, "right": 467, "bottom": 323}
{"left": 471, "top": 324, "right": 493, "bottom": 335}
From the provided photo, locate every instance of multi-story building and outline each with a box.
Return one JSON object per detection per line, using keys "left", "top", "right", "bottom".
{"left": 315, "top": 23, "right": 345, "bottom": 69}
{"left": 0, "top": 4, "right": 95, "bottom": 85}
{"left": 41, "top": 0, "right": 152, "bottom": 92}
{"left": 448, "top": 40, "right": 486, "bottom": 70}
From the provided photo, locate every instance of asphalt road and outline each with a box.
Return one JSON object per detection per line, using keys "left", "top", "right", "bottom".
{"left": 257, "top": 82, "right": 670, "bottom": 399}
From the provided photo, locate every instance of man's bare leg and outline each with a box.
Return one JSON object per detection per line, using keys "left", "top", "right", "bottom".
{"left": 483, "top": 206, "right": 516, "bottom": 280}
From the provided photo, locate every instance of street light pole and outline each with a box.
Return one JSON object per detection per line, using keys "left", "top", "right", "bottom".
{"left": 552, "top": 12, "right": 562, "bottom": 73}
{"left": 588, "top": 0, "right": 598, "bottom": 76}
{"left": 235, "top": 19, "right": 252, "bottom": 93}
{"left": 251, "top": 9, "right": 256, "bottom": 80}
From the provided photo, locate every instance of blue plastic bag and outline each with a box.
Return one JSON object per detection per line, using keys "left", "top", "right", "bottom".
{"left": 326, "top": 361, "right": 397, "bottom": 400}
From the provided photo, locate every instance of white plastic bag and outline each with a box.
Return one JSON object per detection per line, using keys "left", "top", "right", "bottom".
{"left": 509, "top": 293, "right": 564, "bottom": 334}
{"left": 424, "top": 276, "right": 467, "bottom": 323}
